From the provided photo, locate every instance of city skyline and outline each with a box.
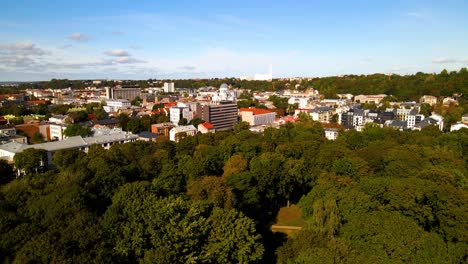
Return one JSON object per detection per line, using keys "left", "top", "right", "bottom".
{"left": 1, "top": 0, "right": 468, "bottom": 81}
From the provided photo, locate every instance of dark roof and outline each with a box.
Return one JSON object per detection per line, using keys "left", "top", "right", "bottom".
{"left": 310, "top": 106, "right": 334, "bottom": 113}
{"left": 97, "top": 119, "right": 119, "bottom": 125}
{"left": 138, "top": 131, "right": 159, "bottom": 139}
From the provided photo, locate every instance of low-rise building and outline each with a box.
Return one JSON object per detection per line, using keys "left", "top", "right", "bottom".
{"left": 49, "top": 115, "right": 68, "bottom": 125}
{"left": 324, "top": 128, "right": 339, "bottom": 140}
{"left": 450, "top": 122, "right": 468, "bottom": 132}
{"left": 137, "top": 131, "right": 158, "bottom": 142}
{"left": 239, "top": 108, "right": 276, "bottom": 126}
{"left": 198, "top": 122, "right": 215, "bottom": 134}
{"left": 169, "top": 125, "right": 197, "bottom": 142}
{"left": 420, "top": 95, "right": 438, "bottom": 106}
{"left": 354, "top": 94, "right": 387, "bottom": 104}
{"left": 151, "top": 123, "right": 176, "bottom": 137}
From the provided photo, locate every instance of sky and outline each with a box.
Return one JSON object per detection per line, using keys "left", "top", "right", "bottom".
{"left": 1, "top": 0, "right": 468, "bottom": 81}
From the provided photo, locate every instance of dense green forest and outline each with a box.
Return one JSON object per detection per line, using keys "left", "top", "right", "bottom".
{"left": 1, "top": 121, "right": 467, "bottom": 263}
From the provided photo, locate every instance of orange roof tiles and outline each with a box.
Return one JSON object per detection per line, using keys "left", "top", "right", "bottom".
{"left": 200, "top": 122, "right": 215, "bottom": 129}
{"left": 239, "top": 108, "right": 274, "bottom": 115}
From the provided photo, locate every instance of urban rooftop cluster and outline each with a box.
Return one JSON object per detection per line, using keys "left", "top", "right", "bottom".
{"left": 1, "top": 80, "right": 467, "bottom": 170}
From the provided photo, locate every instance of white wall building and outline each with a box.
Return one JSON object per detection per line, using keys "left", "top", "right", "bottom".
{"left": 288, "top": 97, "right": 309, "bottom": 108}
{"left": 88, "top": 98, "right": 131, "bottom": 112}
{"left": 239, "top": 108, "right": 276, "bottom": 126}
{"left": 198, "top": 122, "right": 215, "bottom": 134}
{"left": 324, "top": 128, "right": 339, "bottom": 140}
{"left": 163, "top": 82, "right": 175, "bottom": 93}
{"left": 420, "top": 95, "right": 438, "bottom": 106}
{"left": 169, "top": 125, "right": 197, "bottom": 142}
{"left": 450, "top": 122, "right": 468, "bottom": 132}
{"left": 48, "top": 115, "right": 68, "bottom": 125}
{"left": 430, "top": 113, "right": 445, "bottom": 131}
{"left": 170, "top": 106, "right": 192, "bottom": 124}
{"left": 212, "top": 84, "right": 237, "bottom": 102}
{"left": 354, "top": 94, "right": 387, "bottom": 104}
{"left": 49, "top": 124, "right": 67, "bottom": 141}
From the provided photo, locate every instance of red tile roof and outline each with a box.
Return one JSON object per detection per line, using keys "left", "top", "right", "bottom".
{"left": 164, "top": 102, "right": 177, "bottom": 108}
{"left": 25, "top": 100, "right": 47, "bottom": 105}
{"left": 239, "top": 108, "right": 274, "bottom": 115}
{"left": 200, "top": 121, "right": 215, "bottom": 129}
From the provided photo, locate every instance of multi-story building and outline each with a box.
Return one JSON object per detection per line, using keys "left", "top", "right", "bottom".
{"left": 309, "top": 106, "right": 335, "bottom": 123}
{"left": 288, "top": 97, "right": 309, "bottom": 108}
{"left": 196, "top": 102, "right": 238, "bottom": 131}
{"left": 406, "top": 112, "right": 424, "bottom": 128}
{"left": 105, "top": 87, "right": 141, "bottom": 101}
{"left": 239, "top": 108, "right": 276, "bottom": 126}
{"left": 49, "top": 124, "right": 67, "bottom": 141}
{"left": 163, "top": 82, "right": 175, "bottom": 93}
{"left": 104, "top": 99, "right": 131, "bottom": 112}
{"left": 170, "top": 106, "right": 192, "bottom": 124}
{"left": 340, "top": 108, "right": 365, "bottom": 129}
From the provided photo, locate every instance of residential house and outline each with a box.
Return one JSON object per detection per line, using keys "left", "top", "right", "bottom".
{"left": 324, "top": 128, "right": 339, "bottom": 140}
{"left": 198, "top": 122, "right": 215, "bottom": 134}
{"left": 419, "top": 95, "right": 438, "bottom": 106}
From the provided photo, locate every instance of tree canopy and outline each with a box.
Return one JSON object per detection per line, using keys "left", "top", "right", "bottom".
{"left": 1, "top": 119, "right": 467, "bottom": 263}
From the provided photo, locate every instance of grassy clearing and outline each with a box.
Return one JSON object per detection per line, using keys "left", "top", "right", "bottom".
{"left": 274, "top": 204, "right": 306, "bottom": 227}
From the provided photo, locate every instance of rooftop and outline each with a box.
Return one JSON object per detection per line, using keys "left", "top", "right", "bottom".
{"left": 239, "top": 107, "right": 274, "bottom": 115}
{"left": 200, "top": 122, "right": 215, "bottom": 129}
{"left": 171, "top": 125, "right": 197, "bottom": 133}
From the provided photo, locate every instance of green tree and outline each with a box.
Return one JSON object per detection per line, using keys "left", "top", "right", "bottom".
{"left": 30, "top": 131, "right": 44, "bottom": 144}
{"left": 118, "top": 113, "right": 130, "bottom": 130}
{"left": 52, "top": 149, "right": 85, "bottom": 171}
{"left": 14, "top": 148, "right": 48, "bottom": 175}
{"left": 189, "top": 117, "right": 204, "bottom": 128}
{"left": 178, "top": 117, "right": 188, "bottom": 126}
{"left": 64, "top": 124, "right": 93, "bottom": 137}
{"left": 126, "top": 118, "right": 142, "bottom": 134}
{"left": 0, "top": 160, "right": 14, "bottom": 184}
{"left": 234, "top": 121, "right": 250, "bottom": 132}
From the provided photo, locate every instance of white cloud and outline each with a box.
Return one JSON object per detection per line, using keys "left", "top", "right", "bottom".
{"left": 105, "top": 49, "right": 130, "bottom": 57}
{"left": 0, "top": 41, "right": 47, "bottom": 56}
{"left": 114, "top": 56, "right": 146, "bottom": 64}
{"left": 68, "top": 32, "right": 91, "bottom": 42}
{"left": 432, "top": 57, "right": 464, "bottom": 64}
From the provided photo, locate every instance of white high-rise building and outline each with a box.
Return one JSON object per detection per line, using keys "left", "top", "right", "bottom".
{"left": 163, "top": 82, "right": 175, "bottom": 93}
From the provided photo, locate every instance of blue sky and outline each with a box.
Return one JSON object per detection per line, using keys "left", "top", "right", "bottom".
{"left": 1, "top": 0, "right": 468, "bottom": 81}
